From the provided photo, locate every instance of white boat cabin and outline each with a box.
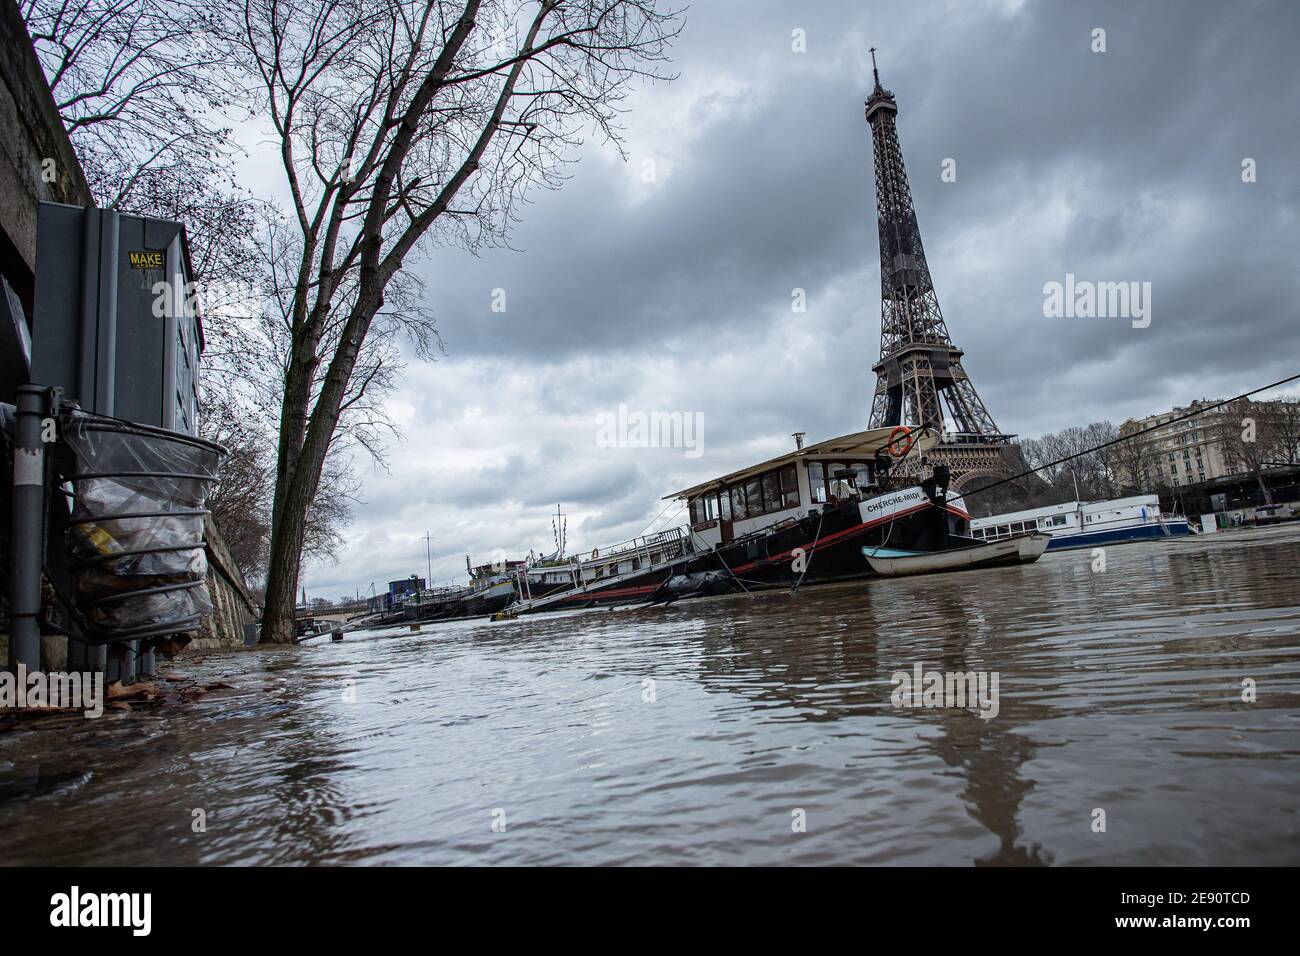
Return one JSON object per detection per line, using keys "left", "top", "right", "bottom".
{"left": 669, "top": 427, "right": 933, "bottom": 552}
{"left": 969, "top": 494, "right": 1165, "bottom": 542}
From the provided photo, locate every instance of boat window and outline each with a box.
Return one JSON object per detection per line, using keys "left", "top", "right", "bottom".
{"left": 808, "top": 462, "right": 826, "bottom": 503}
{"left": 852, "top": 462, "right": 873, "bottom": 491}
{"left": 745, "top": 477, "right": 763, "bottom": 516}
{"left": 780, "top": 464, "right": 800, "bottom": 509}
{"left": 719, "top": 490, "right": 732, "bottom": 521}
{"left": 690, "top": 498, "right": 706, "bottom": 525}
{"left": 826, "top": 462, "right": 849, "bottom": 500}
{"left": 730, "top": 484, "right": 748, "bottom": 520}
{"left": 705, "top": 494, "right": 720, "bottom": 521}
{"left": 762, "top": 472, "right": 781, "bottom": 514}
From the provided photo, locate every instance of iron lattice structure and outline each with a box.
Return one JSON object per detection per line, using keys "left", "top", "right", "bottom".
{"left": 864, "top": 53, "right": 1014, "bottom": 487}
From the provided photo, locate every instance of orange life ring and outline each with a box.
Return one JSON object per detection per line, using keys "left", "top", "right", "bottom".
{"left": 887, "top": 426, "right": 914, "bottom": 459}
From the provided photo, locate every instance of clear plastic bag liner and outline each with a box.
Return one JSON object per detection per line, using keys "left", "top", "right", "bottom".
{"left": 59, "top": 414, "right": 225, "bottom": 637}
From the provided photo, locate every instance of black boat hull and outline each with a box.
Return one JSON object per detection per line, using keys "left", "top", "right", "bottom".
{"left": 515, "top": 484, "right": 964, "bottom": 613}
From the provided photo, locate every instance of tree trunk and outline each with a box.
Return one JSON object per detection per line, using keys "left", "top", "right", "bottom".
{"left": 261, "top": 466, "right": 314, "bottom": 643}
{"left": 260, "top": 316, "right": 374, "bottom": 643}
{"left": 1257, "top": 473, "right": 1274, "bottom": 506}
{"left": 261, "top": 520, "right": 303, "bottom": 644}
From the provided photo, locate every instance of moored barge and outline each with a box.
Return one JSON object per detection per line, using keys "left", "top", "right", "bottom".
{"left": 499, "top": 425, "right": 982, "bottom": 615}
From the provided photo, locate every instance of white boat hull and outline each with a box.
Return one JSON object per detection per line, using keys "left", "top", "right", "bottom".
{"left": 863, "top": 534, "right": 1051, "bottom": 577}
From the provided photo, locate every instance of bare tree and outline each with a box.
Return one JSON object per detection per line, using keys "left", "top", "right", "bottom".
{"left": 1110, "top": 421, "right": 1152, "bottom": 493}
{"left": 22, "top": 0, "right": 237, "bottom": 206}
{"left": 1273, "top": 397, "right": 1300, "bottom": 467}
{"left": 1081, "top": 420, "right": 1119, "bottom": 497}
{"left": 223, "top": 0, "right": 682, "bottom": 643}
{"left": 201, "top": 393, "right": 357, "bottom": 580}
{"left": 200, "top": 394, "right": 274, "bottom": 579}
{"left": 1019, "top": 421, "right": 1121, "bottom": 501}
{"left": 1017, "top": 436, "right": 1063, "bottom": 488}
{"left": 1214, "top": 398, "right": 1284, "bottom": 505}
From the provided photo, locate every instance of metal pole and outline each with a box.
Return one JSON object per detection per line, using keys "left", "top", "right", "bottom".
{"left": 8, "top": 385, "right": 47, "bottom": 672}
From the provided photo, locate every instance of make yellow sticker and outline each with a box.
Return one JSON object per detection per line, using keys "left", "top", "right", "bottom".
{"left": 128, "top": 251, "right": 164, "bottom": 269}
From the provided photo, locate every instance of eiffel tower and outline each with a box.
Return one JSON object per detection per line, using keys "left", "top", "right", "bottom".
{"left": 864, "top": 50, "right": 1015, "bottom": 489}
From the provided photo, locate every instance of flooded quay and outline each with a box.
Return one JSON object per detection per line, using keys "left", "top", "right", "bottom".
{"left": 2, "top": 525, "right": 1299, "bottom": 867}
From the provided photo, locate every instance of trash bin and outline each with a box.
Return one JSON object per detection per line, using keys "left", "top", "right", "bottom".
{"left": 58, "top": 411, "right": 226, "bottom": 643}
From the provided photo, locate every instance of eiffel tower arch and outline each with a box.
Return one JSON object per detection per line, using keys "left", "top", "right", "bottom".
{"left": 863, "top": 51, "right": 1017, "bottom": 487}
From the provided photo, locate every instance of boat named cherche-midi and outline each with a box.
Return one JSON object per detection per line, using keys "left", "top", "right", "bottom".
{"left": 359, "top": 425, "right": 1190, "bottom": 628}
{"left": 489, "top": 424, "right": 991, "bottom": 615}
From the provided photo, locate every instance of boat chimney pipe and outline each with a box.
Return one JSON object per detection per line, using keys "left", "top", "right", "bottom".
{"left": 792, "top": 431, "right": 805, "bottom": 450}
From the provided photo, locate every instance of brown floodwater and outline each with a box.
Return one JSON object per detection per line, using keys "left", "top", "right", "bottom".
{"left": 2, "top": 525, "right": 1299, "bottom": 866}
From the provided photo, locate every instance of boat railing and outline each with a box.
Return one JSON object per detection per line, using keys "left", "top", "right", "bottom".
{"left": 407, "top": 585, "right": 469, "bottom": 605}
{"left": 581, "top": 527, "right": 688, "bottom": 566}
{"left": 584, "top": 527, "right": 686, "bottom": 559}
{"left": 511, "top": 527, "right": 692, "bottom": 600}
{"left": 522, "top": 527, "right": 690, "bottom": 570}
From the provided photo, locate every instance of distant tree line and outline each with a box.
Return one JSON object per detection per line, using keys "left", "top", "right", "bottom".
{"left": 1013, "top": 396, "right": 1300, "bottom": 508}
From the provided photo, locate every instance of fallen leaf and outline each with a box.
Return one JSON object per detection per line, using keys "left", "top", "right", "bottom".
{"left": 107, "top": 681, "right": 161, "bottom": 701}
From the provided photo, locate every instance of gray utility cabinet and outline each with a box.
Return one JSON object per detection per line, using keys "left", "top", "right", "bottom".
{"left": 31, "top": 202, "right": 203, "bottom": 437}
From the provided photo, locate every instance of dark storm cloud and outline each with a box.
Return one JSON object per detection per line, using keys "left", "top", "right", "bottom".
{"left": 299, "top": 0, "right": 1300, "bottom": 595}
{"left": 419, "top": 0, "right": 1299, "bottom": 387}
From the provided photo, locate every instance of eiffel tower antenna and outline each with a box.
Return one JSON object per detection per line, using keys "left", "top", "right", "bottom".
{"left": 863, "top": 55, "right": 1014, "bottom": 486}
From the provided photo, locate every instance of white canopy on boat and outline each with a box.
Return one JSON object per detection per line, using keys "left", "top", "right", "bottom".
{"left": 664, "top": 426, "right": 939, "bottom": 501}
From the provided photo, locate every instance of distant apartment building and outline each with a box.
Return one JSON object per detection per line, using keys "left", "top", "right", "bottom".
{"left": 1119, "top": 397, "right": 1296, "bottom": 491}
{"left": 1120, "top": 399, "right": 1241, "bottom": 490}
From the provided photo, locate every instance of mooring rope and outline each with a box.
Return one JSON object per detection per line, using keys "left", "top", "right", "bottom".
{"left": 789, "top": 507, "right": 824, "bottom": 596}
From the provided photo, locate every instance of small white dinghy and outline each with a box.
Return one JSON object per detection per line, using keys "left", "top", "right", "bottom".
{"left": 863, "top": 533, "right": 1051, "bottom": 577}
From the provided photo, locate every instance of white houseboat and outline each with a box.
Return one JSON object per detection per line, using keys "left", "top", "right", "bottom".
{"left": 968, "top": 494, "right": 1191, "bottom": 551}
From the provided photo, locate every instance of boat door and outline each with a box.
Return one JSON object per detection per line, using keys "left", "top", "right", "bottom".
{"left": 718, "top": 487, "right": 735, "bottom": 545}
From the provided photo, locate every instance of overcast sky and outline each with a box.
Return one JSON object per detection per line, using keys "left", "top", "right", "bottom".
{"left": 251, "top": 0, "right": 1300, "bottom": 600}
